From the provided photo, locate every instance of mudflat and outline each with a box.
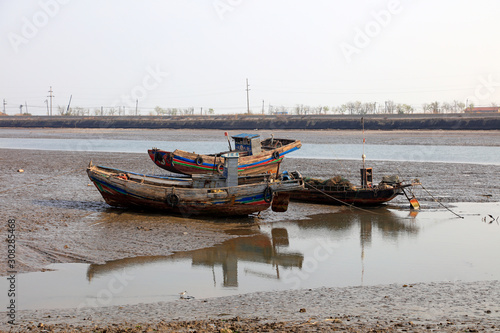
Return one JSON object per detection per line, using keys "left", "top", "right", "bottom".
{"left": 1, "top": 129, "right": 499, "bottom": 332}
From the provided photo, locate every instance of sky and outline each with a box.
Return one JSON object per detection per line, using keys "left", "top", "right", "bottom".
{"left": 1, "top": 0, "right": 500, "bottom": 115}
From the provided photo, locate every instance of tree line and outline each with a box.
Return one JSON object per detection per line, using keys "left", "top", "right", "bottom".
{"left": 48, "top": 100, "right": 490, "bottom": 116}
{"left": 267, "top": 100, "right": 476, "bottom": 115}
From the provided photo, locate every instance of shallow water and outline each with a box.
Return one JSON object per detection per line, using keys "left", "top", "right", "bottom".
{"left": 4, "top": 202, "right": 500, "bottom": 310}
{"left": 1, "top": 136, "right": 500, "bottom": 165}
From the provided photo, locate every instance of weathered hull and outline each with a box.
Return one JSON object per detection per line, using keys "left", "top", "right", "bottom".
{"left": 148, "top": 139, "right": 301, "bottom": 176}
{"left": 288, "top": 186, "right": 403, "bottom": 206}
{"left": 87, "top": 165, "right": 303, "bottom": 216}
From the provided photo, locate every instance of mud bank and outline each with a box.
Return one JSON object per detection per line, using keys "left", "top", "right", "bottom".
{"left": 3, "top": 280, "right": 499, "bottom": 332}
{"left": 2, "top": 113, "right": 500, "bottom": 130}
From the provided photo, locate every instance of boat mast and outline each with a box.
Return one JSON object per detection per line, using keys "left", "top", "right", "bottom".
{"left": 362, "top": 117, "right": 366, "bottom": 170}
{"left": 360, "top": 117, "right": 373, "bottom": 189}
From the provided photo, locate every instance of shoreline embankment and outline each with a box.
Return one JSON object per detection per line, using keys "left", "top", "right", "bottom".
{"left": 1, "top": 113, "right": 499, "bottom": 130}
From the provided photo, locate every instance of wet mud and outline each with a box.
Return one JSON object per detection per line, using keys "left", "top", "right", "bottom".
{"left": 0, "top": 129, "right": 499, "bottom": 332}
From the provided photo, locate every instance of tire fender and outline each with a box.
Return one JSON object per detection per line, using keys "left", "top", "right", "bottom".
{"left": 263, "top": 186, "right": 273, "bottom": 203}
{"left": 166, "top": 193, "right": 180, "bottom": 207}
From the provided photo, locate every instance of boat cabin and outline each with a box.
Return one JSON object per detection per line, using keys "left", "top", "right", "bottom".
{"left": 232, "top": 133, "right": 261, "bottom": 156}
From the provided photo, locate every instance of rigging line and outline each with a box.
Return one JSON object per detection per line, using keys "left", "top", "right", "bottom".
{"left": 306, "top": 182, "right": 380, "bottom": 215}
{"left": 419, "top": 184, "right": 464, "bottom": 219}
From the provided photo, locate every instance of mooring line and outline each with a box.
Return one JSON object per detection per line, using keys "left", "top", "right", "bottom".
{"left": 419, "top": 184, "right": 464, "bottom": 219}
{"left": 306, "top": 183, "right": 381, "bottom": 215}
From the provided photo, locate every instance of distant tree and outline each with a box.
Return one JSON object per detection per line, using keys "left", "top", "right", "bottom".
{"left": 467, "top": 102, "right": 474, "bottom": 112}
{"left": 57, "top": 105, "right": 65, "bottom": 115}
{"left": 208, "top": 108, "right": 215, "bottom": 115}
{"left": 384, "top": 100, "right": 396, "bottom": 114}
{"left": 442, "top": 102, "right": 453, "bottom": 113}
{"left": 361, "top": 102, "right": 376, "bottom": 114}
{"left": 337, "top": 104, "right": 347, "bottom": 114}
{"left": 293, "top": 104, "right": 303, "bottom": 115}
{"left": 429, "top": 101, "right": 440, "bottom": 113}
{"left": 403, "top": 104, "right": 414, "bottom": 114}
{"left": 395, "top": 103, "right": 413, "bottom": 114}
{"left": 346, "top": 102, "right": 356, "bottom": 114}
{"left": 303, "top": 105, "right": 310, "bottom": 115}
{"left": 154, "top": 106, "right": 164, "bottom": 115}
{"left": 452, "top": 100, "right": 464, "bottom": 113}
{"left": 73, "top": 107, "right": 85, "bottom": 116}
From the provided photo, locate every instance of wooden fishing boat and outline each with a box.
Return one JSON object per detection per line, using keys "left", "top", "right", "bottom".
{"left": 87, "top": 154, "right": 304, "bottom": 216}
{"left": 287, "top": 169, "right": 415, "bottom": 206}
{"left": 147, "top": 133, "right": 301, "bottom": 176}
{"left": 289, "top": 118, "right": 420, "bottom": 208}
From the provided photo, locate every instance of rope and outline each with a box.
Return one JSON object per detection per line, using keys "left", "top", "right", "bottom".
{"left": 419, "top": 183, "right": 464, "bottom": 219}
{"left": 306, "top": 182, "right": 381, "bottom": 215}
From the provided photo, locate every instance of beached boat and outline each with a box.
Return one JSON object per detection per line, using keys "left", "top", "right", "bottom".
{"left": 147, "top": 133, "right": 301, "bottom": 176}
{"left": 289, "top": 118, "right": 420, "bottom": 208}
{"left": 87, "top": 153, "right": 304, "bottom": 216}
{"left": 287, "top": 169, "right": 415, "bottom": 206}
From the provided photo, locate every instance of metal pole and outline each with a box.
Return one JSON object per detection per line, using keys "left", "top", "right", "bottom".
{"left": 246, "top": 78, "right": 250, "bottom": 114}
{"left": 47, "top": 86, "right": 54, "bottom": 116}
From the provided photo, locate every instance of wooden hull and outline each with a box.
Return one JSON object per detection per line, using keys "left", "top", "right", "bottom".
{"left": 148, "top": 138, "right": 301, "bottom": 176}
{"left": 288, "top": 185, "right": 404, "bottom": 206}
{"left": 87, "top": 164, "right": 304, "bottom": 216}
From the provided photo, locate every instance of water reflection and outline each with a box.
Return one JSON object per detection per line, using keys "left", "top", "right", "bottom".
{"left": 11, "top": 203, "right": 500, "bottom": 310}
{"left": 86, "top": 208, "right": 419, "bottom": 290}
{"left": 87, "top": 228, "right": 304, "bottom": 288}
{"left": 294, "top": 206, "right": 419, "bottom": 242}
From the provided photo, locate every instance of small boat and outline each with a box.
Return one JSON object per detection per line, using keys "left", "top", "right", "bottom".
{"left": 287, "top": 168, "right": 414, "bottom": 206}
{"left": 87, "top": 153, "right": 304, "bottom": 216}
{"left": 289, "top": 118, "right": 420, "bottom": 208}
{"left": 148, "top": 133, "right": 301, "bottom": 176}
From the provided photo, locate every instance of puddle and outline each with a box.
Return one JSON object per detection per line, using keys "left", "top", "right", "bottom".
{"left": 5, "top": 202, "right": 500, "bottom": 310}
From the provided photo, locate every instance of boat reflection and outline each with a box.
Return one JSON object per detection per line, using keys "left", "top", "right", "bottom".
{"left": 293, "top": 206, "right": 419, "bottom": 245}
{"left": 87, "top": 228, "right": 303, "bottom": 287}
{"left": 86, "top": 207, "right": 420, "bottom": 292}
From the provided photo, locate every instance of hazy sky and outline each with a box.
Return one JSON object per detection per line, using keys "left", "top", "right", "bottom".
{"left": 1, "top": 0, "right": 499, "bottom": 115}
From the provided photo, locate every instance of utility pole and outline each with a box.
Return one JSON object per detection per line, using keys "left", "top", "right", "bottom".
{"left": 47, "top": 86, "right": 54, "bottom": 116}
{"left": 66, "top": 95, "right": 72, "bottom": 115}
{"left": 246, "top": 78, "right": 250, "bottom": 114}
{"left": 262, "top": 100, "right": 264, "bottom": 114}
{"left": 45, "top": 100, "right": 49, "bottom": 115}
{"left": 135, "top": 99, "right": 138, "bottom": 116}
{"left": 25, "top": 101, "right": 28, "bottom": 114}
{"left": 2, "top": 99, "right": 6, "bottom": 114}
